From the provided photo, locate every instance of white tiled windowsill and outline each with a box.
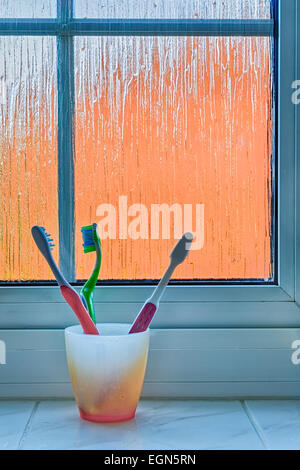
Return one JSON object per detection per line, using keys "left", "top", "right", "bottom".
{"left": 1, "top": 399, "right": 300, "bottom": 450}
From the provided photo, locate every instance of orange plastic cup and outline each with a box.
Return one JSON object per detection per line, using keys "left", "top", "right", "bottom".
{"left": 65, "top": 323, "right": 149, "bottom": 423}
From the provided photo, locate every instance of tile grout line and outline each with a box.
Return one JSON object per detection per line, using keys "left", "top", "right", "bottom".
{"left": 240, "top": 400, "right": 269, "bottom": 450}
{"left": 17, "top": 401, "right": 40, "bottom": 450}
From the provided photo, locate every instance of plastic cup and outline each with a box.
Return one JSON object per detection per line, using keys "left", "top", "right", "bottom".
{"left": 64, "top": 323, "right": 150, "bottom": 423}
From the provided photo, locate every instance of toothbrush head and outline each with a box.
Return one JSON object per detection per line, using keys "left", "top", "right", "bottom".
{"left": 170, "top": 232, "right": 193, "bottom": 266}
{"left": 31, "top": 225, "right": 55, "bottom": 258}
{"left": 81, "top": 223, "right": 100, "bottom": 254}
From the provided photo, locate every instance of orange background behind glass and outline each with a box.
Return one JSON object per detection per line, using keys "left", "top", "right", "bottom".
{"left": 0, "top": 37, "right": 58, "bottom": 281}
{"left": 75, "top": 36, "right": 273, "bottom": 281}
{"left": 0, "top": 36, "right": 273, "bottom": 281}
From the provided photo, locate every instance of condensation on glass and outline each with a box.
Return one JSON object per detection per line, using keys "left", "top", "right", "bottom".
{"left": 74, "top": 35, "right": 273, "bottom": 281}
{"left": 0, "top": 37, "right": 58, "bottom": 280}
{"left": 74, "top": 0, "right": 271, "bottom": 19}
{"left": 0, "top": 0, "right": 56, "bottom": 18}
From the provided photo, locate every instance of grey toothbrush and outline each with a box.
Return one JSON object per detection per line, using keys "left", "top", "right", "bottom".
{"left": 129, "top": 233, "right": 194, "bottom": 333}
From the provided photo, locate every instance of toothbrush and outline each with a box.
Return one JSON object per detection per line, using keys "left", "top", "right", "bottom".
{"left": 129, "top": 233, "right": 194, "bottom": 334}
{"left": 31, "top": 226, "right": 99, "bottom": 335}
{"left": 80, "top": 223, "right": 102, "bottom": 324}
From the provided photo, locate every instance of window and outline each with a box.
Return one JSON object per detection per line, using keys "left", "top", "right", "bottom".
{"left": 0, "top": 0, "right": 299, "bottom": 332}
{"left": 0, "top": 0, "right": 300, "bottom": 398}
{"left": 0, "top": 0, "right": 275, "bottom": 284}
{"left": 1, "top": 0, "right": 300, "bottom": 399}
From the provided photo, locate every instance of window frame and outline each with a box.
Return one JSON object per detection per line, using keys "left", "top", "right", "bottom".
{"left": 0, "top": 0, "right": 299, "bottom": 331}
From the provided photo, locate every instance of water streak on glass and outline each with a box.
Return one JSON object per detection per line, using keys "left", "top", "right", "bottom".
{"left": 74, "top": 0, "right": 271, "bottom": 19}
{"left": 0, "top": 0, "right": 56, "bottom": 18}
{"left": 0, "top": 37, "right": 58, "bottom": 280}
{"left": 74, "top": 35, "right": 273, "bottom": 280}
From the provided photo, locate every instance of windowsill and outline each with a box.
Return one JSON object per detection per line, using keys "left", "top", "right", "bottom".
{"left": 2, "top": 398, "right": 300, "bottom": 450}
{"left": 1, "top": 327, "right": 300, "bottom": 399}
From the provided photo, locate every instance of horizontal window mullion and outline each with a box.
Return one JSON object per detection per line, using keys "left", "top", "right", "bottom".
{"left": 70, "top": 19, "right": 275, "bottom": 37}
{"left": 0, "top": 19, "right": 274, "bottom": 36}
{"left": 0, "top": 19, "right": 59, "bottom": 34}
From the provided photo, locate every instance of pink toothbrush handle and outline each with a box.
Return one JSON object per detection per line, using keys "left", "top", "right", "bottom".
{"left": 60, "top": 285, "right": 99, "bottom": 335}
{"left": 129, "top": 302, "right": 157, "bottom": 334}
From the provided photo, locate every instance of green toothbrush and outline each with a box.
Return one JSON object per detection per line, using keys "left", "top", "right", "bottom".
{"left": 80, "top": 223, "right": 102, "bottom": 324}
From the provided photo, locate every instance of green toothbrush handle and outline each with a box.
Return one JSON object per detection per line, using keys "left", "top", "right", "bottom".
{"left": 81, "top": 228, "right": 101, "bottom": 323}
{"left": 81, "top": 287, "right": 97, "bottom": 324}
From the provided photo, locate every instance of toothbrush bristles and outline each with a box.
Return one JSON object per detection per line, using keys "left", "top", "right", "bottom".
{"left": 40, "top": 226, "right": 55, "bottom": 251}
{"left": 81, "top": 227, "right": 95, "bottom": 248}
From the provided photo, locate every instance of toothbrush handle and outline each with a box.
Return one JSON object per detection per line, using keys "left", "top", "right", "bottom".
{"left": 150, "top": 262, "right": 175, "bottom": 305}
{"left": 128, "top": 302, "right": 157, "bottom": 334}
{"left": 129, "top": 263, "right": 175, "bottom": 334}
{"left": 60, "top": 285, "right": 99, "bottom": 335}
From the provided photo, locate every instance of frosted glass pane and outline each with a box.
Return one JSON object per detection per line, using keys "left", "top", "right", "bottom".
{"left": 74, "top": 0, "right": 271, "bottom": 19}
{"left": 0, "top": 37, "right": 58, "bottom": 281}
{"left": 74, "top": 36, "right": 273, "bottom": 281}
{"left": 0, "top": 0, "right": 56, "bottom": 17}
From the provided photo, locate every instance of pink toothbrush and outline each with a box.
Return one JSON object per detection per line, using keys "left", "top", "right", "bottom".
{"left": 129, "top": 233, "right": 194, "bottom": 333}
{"left": 31, "top": 225, "right": 99, "bottom": 335}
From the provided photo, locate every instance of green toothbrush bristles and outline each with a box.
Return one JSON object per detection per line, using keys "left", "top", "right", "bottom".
{"left": 81, "top": 224, "right": 101, "bottom": 254}
{"left": 81, "top": 225, "right": 96, "bottom": 253}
